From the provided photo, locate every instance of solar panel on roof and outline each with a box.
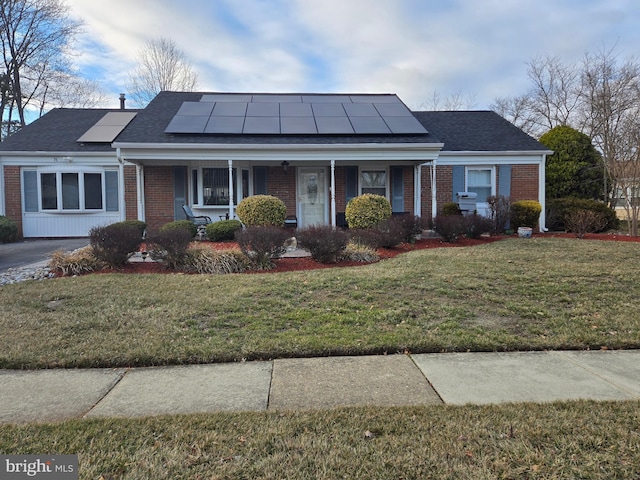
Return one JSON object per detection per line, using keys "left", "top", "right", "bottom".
{"left": 315, "top": 116, "right": 354, "bottom": 134}
{"left": 77, "top": 112, "right": 137, "bottom": 143}
{"left": 243, "top": 116, "right": 280, "bottom": 134}
{"left": 281, "top": 116, "right": 318, "bottom": 134}
{"left": 165, "top": 93, "right": 428, "bottom": 135}
{"left": 350, "top": 116, "right": 391, "bottom": 134}
{"left": 205, "top": 116, "right": 245, "bottom": 134}
{"left": 212, "top": 102, "right": 247, "bottom": 116}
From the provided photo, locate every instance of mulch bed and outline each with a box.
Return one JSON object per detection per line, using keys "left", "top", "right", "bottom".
{"left": 101, "top": 232, "right": 640, "bottom": 275}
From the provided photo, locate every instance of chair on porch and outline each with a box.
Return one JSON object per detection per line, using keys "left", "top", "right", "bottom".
{"left": 182, "top": 205, "right": 212, "bottom": 227}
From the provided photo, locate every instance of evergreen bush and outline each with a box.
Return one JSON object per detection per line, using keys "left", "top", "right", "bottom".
{"left": 442, "top": 202, "right": 462, "bottom": 216}
{"left": 236, "top": 195, "right": 286, "bottom": 227}
{"left": 546, "top": 198, "right": 618, "bottom": 232}
{"left": 0, "top": 215, "right": 18, "bottom": 243}
{"left": 160, "top": 220, "right": 197, "bottom": 238}
{"left": 115, "top": 220, "right": 147, "bottom": 238}
{"left": 205, "top": 219, "right": 243, "bottom": 242}
{"left": 345, "top": 194, "right": 392, "bottom": 229}
{"left": 511, "top": 200, "right": 542, "bottom": 229}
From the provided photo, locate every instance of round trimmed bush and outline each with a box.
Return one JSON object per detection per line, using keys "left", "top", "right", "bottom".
{"left": 206, "top": 219, "right": 243, "bottom": 242}
{"left": 0, "top": 215, "right": 18, "bottom": 243}
{"left": 160, "top": 220, "right": 197, "bottom": 238}
{"left": 236, "top": 195, "right": 286, "bottom": 227}
{"left": 115, "top": 220, "right": 147, "bottom": 238}
{"left": 345, "top": 194, "right": 392, "bottom": 229}
{"left": 511, "top": 200, "right": 542, "bottom": 229}
{"left": 442, "top": 202, "right": 462, "bottom": 216}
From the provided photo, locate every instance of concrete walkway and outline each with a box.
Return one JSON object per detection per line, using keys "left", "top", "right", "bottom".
{"left": 2, "top": 350, "right": 639, "bottom": 424}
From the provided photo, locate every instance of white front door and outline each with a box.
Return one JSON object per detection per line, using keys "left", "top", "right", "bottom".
{"left": 297, "top": 167, "right": 328, "bottom": 227}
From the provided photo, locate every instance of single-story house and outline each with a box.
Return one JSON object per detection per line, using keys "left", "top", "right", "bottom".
{"left": 0, "top": 92, "right": 551, "bottom": 238}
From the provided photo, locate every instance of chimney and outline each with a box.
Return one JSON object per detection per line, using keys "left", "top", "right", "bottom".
{"left": 119, "top": 93, "right": 126, "bottom": 110}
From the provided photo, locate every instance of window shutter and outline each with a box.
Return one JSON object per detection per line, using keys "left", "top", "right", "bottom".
{"left": 105, "top": 171, "right": 119, "bottom": 212}
{"left": 452, "top": 166, "right": 465, "bottom": 201}
{"left": 253, "top": 166, "right": 268, "bottom": 195}
{"left": 23, "top": 170, "right": 38, "bottom": 212}
{"left": 345, "top": 166, "right": 358, "bottom": 203}
{"left": 391, "top": 166, "right": 404, "bottom": 212}
{"left": 498, "top": 165, "right": 511, "bottom": 197}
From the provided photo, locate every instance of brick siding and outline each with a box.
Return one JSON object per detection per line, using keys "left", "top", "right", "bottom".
{"left": 3, "top": 166, "right": 23, "bottom": 238}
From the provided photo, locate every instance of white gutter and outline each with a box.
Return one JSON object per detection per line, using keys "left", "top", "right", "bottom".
{"left": 539, "top": 154, "right": 547, "bottom": 232}
{"left": 136, "top": 164, "right": 145, "bottom": 222}
{"left": 112, "top": 142, "right": 444, "bottom": 151}
{"left": 116, "top": 148, "right": 126, "bottom": 222}
{"left": 330, "top": 160, "right": 336, "bottom": 227}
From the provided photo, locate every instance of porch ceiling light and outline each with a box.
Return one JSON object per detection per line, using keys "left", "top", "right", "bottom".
{"left": 281, "top": 160, "right": 290, "bottom": 173}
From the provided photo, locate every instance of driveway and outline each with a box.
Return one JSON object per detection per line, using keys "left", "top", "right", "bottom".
{"left": 0, "top": 238, "right": 89, "bottom": 272}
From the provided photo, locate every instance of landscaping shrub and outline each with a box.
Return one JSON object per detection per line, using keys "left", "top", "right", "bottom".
{"left": 148, "top": 228, "right": 193, "bottom": 269}
{"left": 236, "top": 195, "right": 286, "bottom": 227}
{"left": 345, "top": 194, "right": 392, "bottom": 229}
{"left": 347, "top": 228, "right": 385, "bottom": 249}
{"left": 182, "top": 247, "right": 249, "bottom": 274}
{"left": 89, "top": 223, "right": 143, "bottom": 268}
{"left": 441, "top": 202, "right": 462, "bottom": 216}
{"left": 510, "top": 200, "right": 542, "bottom": 229}
{"left": 205, "top": 219, "right": 243, "bottom": 242}
{"left": 115, "top": 220, "right": 147, "bottom": 238}
{"left": 546, "top": 197, "right": 618, "bottom": 232}
{"left": 373, "top": 217, "right": 405, "bottom": 248}
{"left": 235, "top": 226, "right": 291, "bottom": 269}
{"left": 433, "top": 214, "right": 467, "bottom": 242}
{"left": 380, "top": 215, "right": 424, "bottom": 245}
{"left": 487, "top": 195, "right": 512, "bottom": 234}
{"left": 297, "top": 225, "right": 348, "bottom": 263}
{"left": 464, "top": 213, "right": 493, "bottom": 239}
{"left": 48, "top": 246, "right": 105, "bottom": 276}
{"left": 160, "top": 220, "right": 197, "bottom": 238}
{"left": 565, "top": 209, "right": 609, "bottom": 238}
{"left": 0, "top": 215, "right": 18, "bottom": 243}
{"left": 341, "top": 242, "right": 380, "bottom": 263}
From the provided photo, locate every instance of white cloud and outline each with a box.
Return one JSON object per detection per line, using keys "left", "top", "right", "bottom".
{"left": 63, "top": 0, "right": 640, "bottom": 109}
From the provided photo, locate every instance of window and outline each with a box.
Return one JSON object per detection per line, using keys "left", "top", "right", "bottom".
{"left": 466, "top": 168, "right": 493, "bottom": 203}
{"left": 201, "top": 168, "right": 237, "bottom": 205}
{"left": 22, "top": 169, "right": 118, "bottom": 212}
{"left": 361, "top": 170, "right": 386, "bottom": 196}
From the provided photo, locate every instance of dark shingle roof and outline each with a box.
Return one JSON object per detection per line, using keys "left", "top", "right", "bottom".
{"left": 114, "top": 91, "right": 441, "bottom": 145}
{"left": 413, "top": 111, "right": 549, "bottom": 152}
{"left": 0, "top": 108, "right": 138, "bottom": 153}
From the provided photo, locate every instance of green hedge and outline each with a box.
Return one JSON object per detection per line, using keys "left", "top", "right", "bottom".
{"left": 160, "top": 220, "right": 197, "bottom": 238}
{"left": 345, "top": 194, "right": 392, "bottom": 229}
{"left": 236, "top": 195, "right": 286, "bottom": 227}
{"left": 546, "top": 198, "right": 619, "bottom": 232}
{"left": 511, "top": 200, "right": 542, "bottom": 229}
{"left": 0, "top": 216, "right": 18, "bottom": 243}
{"left": 206, "top": 219, "right": 243, "bottom": 242}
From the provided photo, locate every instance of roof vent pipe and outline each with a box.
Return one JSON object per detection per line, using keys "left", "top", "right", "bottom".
{"left": 119, "top": 93, "right": 126, "bottom": 110}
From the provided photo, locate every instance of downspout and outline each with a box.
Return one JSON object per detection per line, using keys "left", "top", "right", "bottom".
{"left": 116, "top": 148, "right": 127, "bottom": 221}
{"left": 539, "top": 154, "right": 547, "bottom": 232}
{"left": 136, "top": 163, "right": 145, "bottom": 222}
{"left": 431, "top": 158, "right": 438, "bottom": 220}
{"left": 228, "top": 159, "right": 234, "bottom": 219}
{"left": 330, "top": 160, "right": 336, "bottom": 227}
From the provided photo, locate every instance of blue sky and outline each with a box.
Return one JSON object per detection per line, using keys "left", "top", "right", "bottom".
{"left": 66, "top": 0, "right": 640, "bottom": 110}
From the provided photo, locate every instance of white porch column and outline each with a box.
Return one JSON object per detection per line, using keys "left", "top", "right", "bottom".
{"left": 414, "top": 164, "right": 422, "bottom": 218}
{"left": 430, "top": 160, "right": 438, "bottom": 219}
{"left": 228, "top": 159, "right": 234, "bottom": 219}
{"left": 330, "top": 160, "right": 336, "bottom": 227}
{"left": 538, "top": 154, "right": 546, "bottom": 231}
{"left": 136, "top": 163, "right": 145, "bottom": 221}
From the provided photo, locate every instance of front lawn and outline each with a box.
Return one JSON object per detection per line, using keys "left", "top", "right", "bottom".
{"left": 1, "top": 237, "right": 639, "bottom": 369}
{"left": 1, "top": 401, "right": 639, "bottom": 479}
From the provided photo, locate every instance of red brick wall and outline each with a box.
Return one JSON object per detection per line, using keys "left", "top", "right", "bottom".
{"left": 267, "top": 167, "right": 297, "bottom": 216}
{"left": 401, "top": 166, "right": 414, "bottom": 213}
{"left": 510, "top": 165, "right": 539, "bottom": 201}
{"left": 4, "top": 166, "right": 23, "bottom": 238}
{"left": 123, "top": 165, "right": 138, "bottom": 221}
{"left": 143, "top": 166, "right": 175, "bottom": 233}
{"left": 421, "top": 165, "right": 453, "bottom": 218}
{"left": 334, "top": 167, "right": 346, "bottom": 212}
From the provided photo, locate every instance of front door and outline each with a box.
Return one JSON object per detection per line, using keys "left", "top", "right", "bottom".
{"left": 297, "top": 167, "right": 327, "bottom": 227}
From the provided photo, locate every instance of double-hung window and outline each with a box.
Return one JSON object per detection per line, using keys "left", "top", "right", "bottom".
{"left": 23, "top": 168, "right": 118, "bottom": 212}
{"left": 361, "top": 170, "right": 387, "bottom": 196}
{"left": 466, "top": 168, "right": 494, "bottom": 203}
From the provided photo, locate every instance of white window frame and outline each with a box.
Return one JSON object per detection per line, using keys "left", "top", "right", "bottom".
{"left": 360, "top": 167, "right": 388, "bottom": 197}
{"left": 22, "top": 166, "right": 118, "bottom": 214}
{"left": 465, "top": 166, "right": 496, "bottom": 204}
{"left": 192, "top": 166, "right": 239, "bottom": 207}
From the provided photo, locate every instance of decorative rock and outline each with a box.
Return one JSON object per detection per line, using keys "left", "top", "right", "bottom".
{"left": 0, "top": 264, "right": 54, "bottom": 286}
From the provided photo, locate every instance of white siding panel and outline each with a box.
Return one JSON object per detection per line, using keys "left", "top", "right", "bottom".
{"left": 22, "top": 213, "right": 122, "bottom": 238}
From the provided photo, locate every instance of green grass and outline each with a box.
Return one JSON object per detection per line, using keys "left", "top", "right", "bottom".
{"left": 1, "top": 238, "right": 639, "bottom": 369}
{"left": 1, "top": 401, "right": 639, "bottom": 479}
